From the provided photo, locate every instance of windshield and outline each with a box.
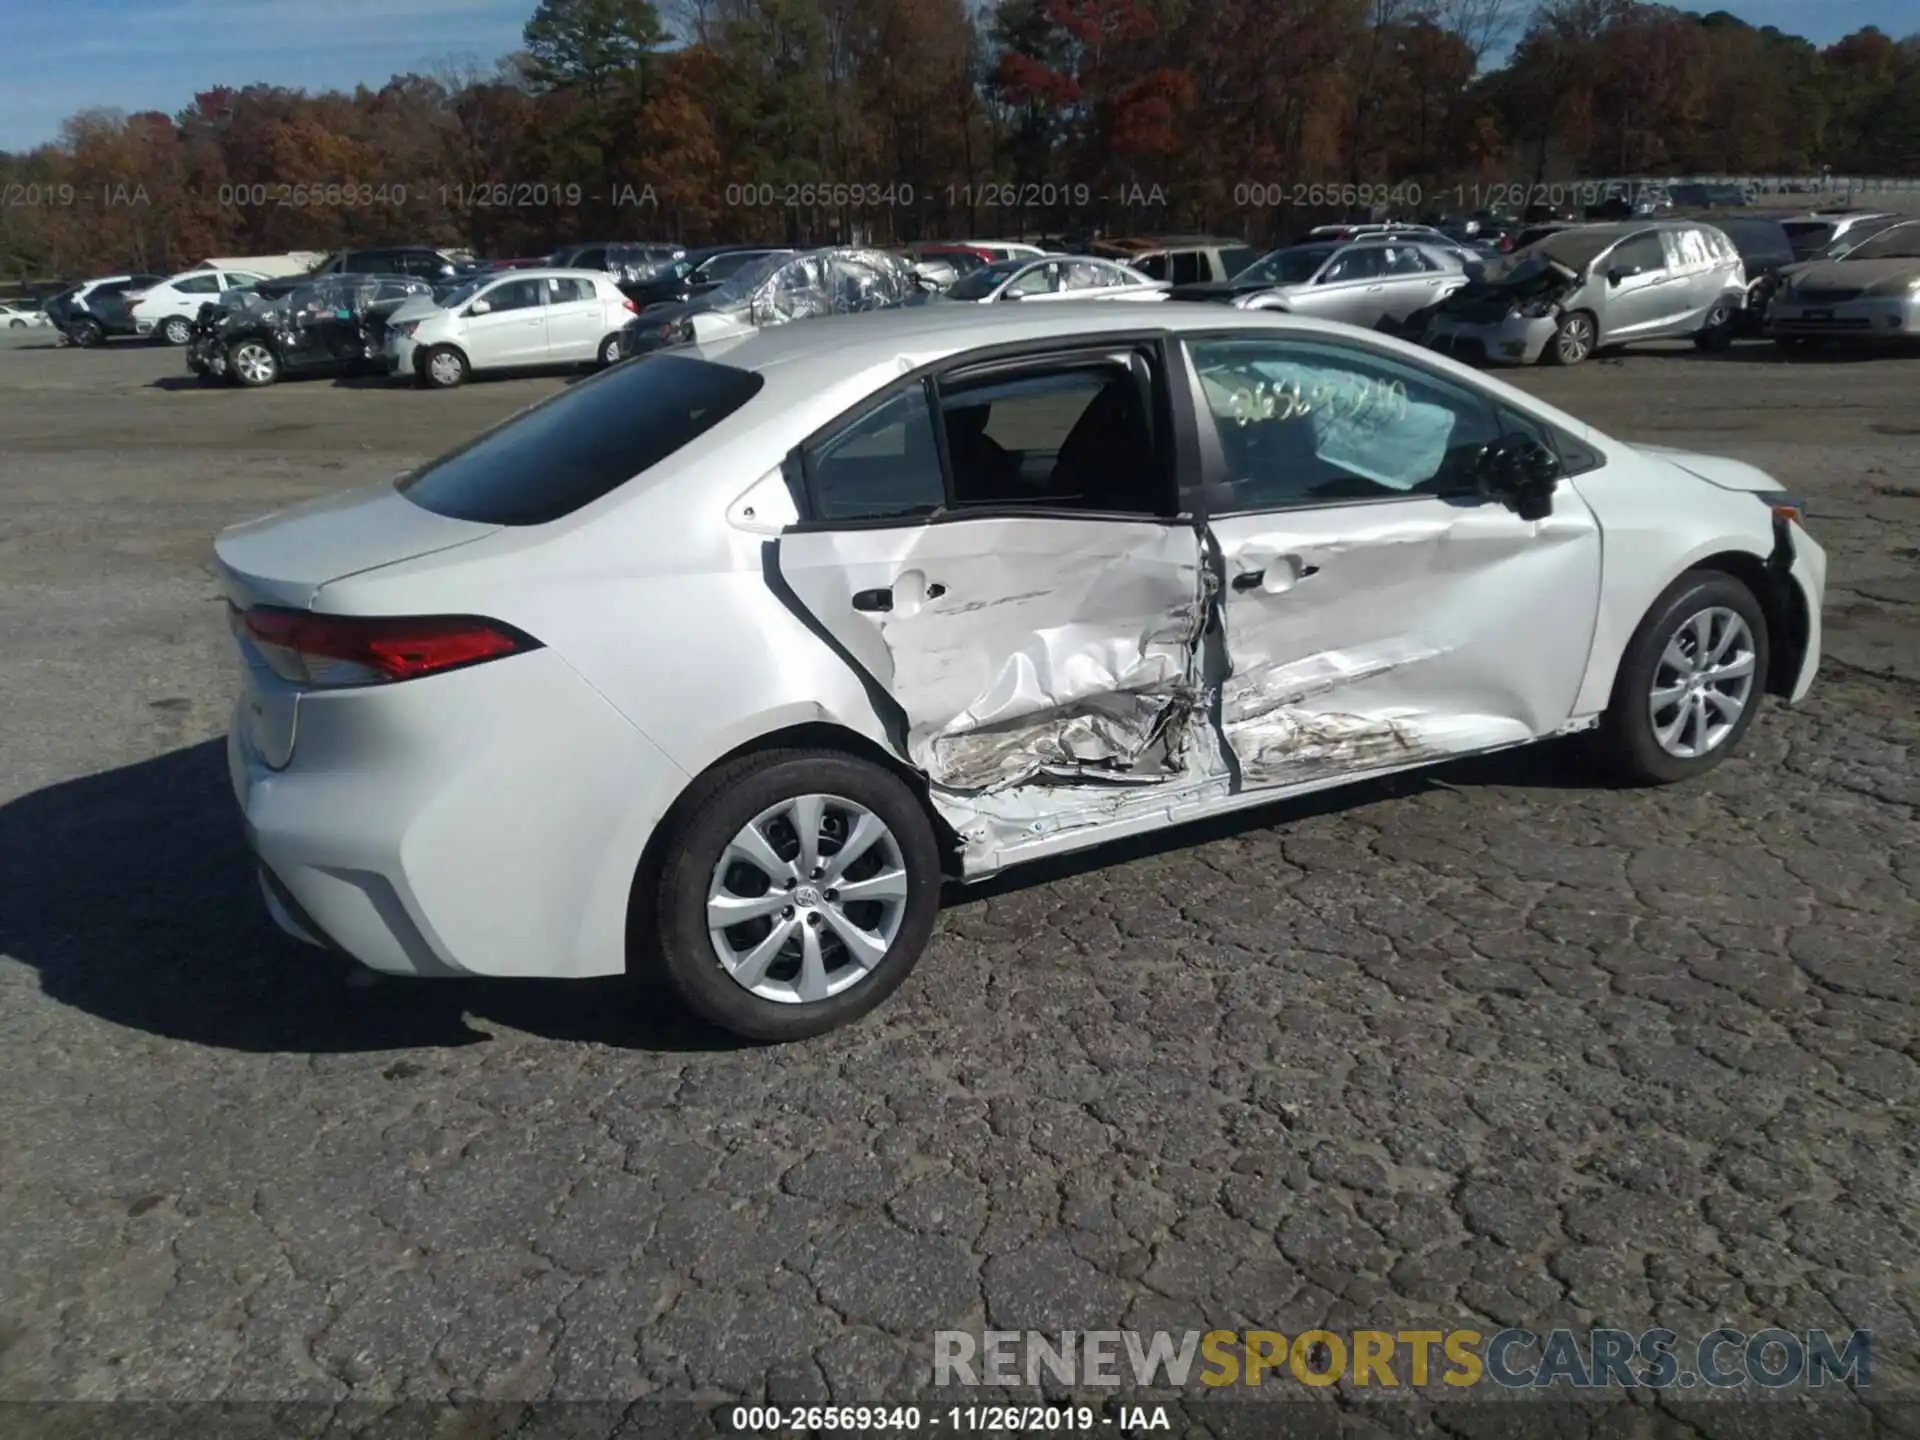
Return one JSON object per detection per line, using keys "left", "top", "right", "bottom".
{"left": 437, "top": 276, "right": 491, "bottom": 309}
{"left": 1232, "top": 247, "right": 1335, "bottom": 286}
{"left": 1839, "top": 223, "right": 1920, "bottom": 261}
{"left": 704, "top": 252, "right": 795, "bottom": 306}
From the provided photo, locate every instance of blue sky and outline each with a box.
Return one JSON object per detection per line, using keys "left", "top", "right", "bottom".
{"left": 0, "top": 0, "right": 1914, "bottom": 152}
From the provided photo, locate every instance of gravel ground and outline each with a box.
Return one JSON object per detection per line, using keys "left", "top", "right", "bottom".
{"left": 0, "top": 327, "right": 1915, "bottom": 1435}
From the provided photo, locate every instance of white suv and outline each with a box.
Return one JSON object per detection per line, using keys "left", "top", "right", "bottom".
{"left": 383, "top": 269, "right": 638, "bottom": 388}
{"left": 131, "top": 268, "right": 270, "bottom": 344}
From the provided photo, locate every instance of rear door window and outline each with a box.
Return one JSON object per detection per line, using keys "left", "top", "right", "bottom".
{"left": 1169, "top": 252, "right": 1204, "bottom": 284}
{"left": 398, "top": 355, "right": 765, "bottom": 525}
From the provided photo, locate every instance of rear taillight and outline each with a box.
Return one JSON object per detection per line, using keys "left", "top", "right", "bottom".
{"left": 623, "top": 298, "right": 638, "bottom": 313}
{"left": 235, "top": 605, "right": 538, "bottom": 687}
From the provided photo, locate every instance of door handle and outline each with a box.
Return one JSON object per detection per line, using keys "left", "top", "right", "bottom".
{"left": 851, "top": 588, "right": 892, "bottom": 612}
{"left": 1231, "top": 560, "right": 1320, "bottom": 594}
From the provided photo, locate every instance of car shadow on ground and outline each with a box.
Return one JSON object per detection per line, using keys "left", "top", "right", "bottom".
{"left": 1, "top": 734, "right": 1613, "bottom": 1056}
{"left": 0, "top": 739, "right": 737, "bottom": 1056}
{"left": 1629, "top": 341, "right": 1918, "bottom": 364}
{"left": 148, "top": 374, "right": 214, "bottom": 391}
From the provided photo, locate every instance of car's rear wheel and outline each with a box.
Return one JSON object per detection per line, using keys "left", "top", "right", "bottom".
{"left": 1544, "top": 311, "right": 1595, "bottom": 365}
{"left": 228, "top": 339, "right": 279, "bottom": 387}
{"left": 597, "top": 333, "right": 623, "bottom": 367}
{"left": 1693, "top": 302, "right": 1736, "bottom": 351}
{"left": 160, "top": 316, "right": 194, "bottom": 346}
{"left": 654, "top": 749, "right": 942, "bottom": 1041}
{"left": 7, "top": 318, "right": 24, "bottom": 329}
{"left": 1591, "top": 570, "right": 1769, "bottom": 785}
{"left": 421, "top": 345, "right": 467, "bottom": 389}
{"left": 69, "top": 318, "right": 104, "bottom": 348}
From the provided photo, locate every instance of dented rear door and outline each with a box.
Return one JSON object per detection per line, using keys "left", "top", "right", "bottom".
{"left": 1183, "top": 332, "right": 1603, "bottom": 788}
{"left": 776, "top": 516, "right": 1208, "bottom": 794}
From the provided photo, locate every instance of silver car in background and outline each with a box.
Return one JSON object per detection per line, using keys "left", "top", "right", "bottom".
{"left": 1168, "top": 240, "right": 1471, "bottom": 329}
{"left": 1423, "top": 220, "right": 1747, "bottom": 366}
{"left": 1768, "top": 219, "right": 1920, "bottom": 349}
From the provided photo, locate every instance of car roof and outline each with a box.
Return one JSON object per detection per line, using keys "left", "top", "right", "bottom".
{"left": 473, "top": 267, "right": 607, "bottom": 281}
{"left": 688, "top": 302, "right": 1390, "bottom": 380}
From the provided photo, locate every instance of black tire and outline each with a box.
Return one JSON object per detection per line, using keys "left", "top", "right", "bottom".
{"left": 1590, "top": 570, "right": 1770, "bottom": 785}
{"left": 597, "top": 333, "right": 624, "bottom": 367}
{"left": 160, "top": 316, "right": 194, "bottom": 346}
{"left": 420, "top": 345, "right": 467, "bottom": 389}
{"left": 1693, "top": 302, "right": 1736, "bottom": 351}
{"left": 653, "top": 748, "right": 942, "bottom": 1042}
{"left": 1544, "top": 310, "right": 1595, "bottom": 366}
{"left": 70, "top": 318, "right": 104, "bottom": 348}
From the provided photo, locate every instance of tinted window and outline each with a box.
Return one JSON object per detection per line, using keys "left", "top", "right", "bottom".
{"left": 1717, "top": 222, "right": 1792, "bottom": 268}
{"left": 1845, "top": 224, "right": 1920, "bottom": 261}
{"left": 939, "top": 362, "right": 1162, "bottom": 514}
{"left": 1133, "top": 253, "right": 1169, "bottom": 280}
{"left": 482, "top": 278, "right": 545, "bottom": 312}
{"left": 1169, "top": 252, "right": 1204, "bottom": 284}
{"left": 1607, "top": 233, "right": 1666, "bottom": 275}
{"left": 1322, "top": 248, "right": 1389, "bottom": 283}
{"left": 1188, "top": 337, "right": 1502, "bottom": 509}
{"left": 804, "top": 383, "right": 945, "bottom": 523}
{"left": 174, "top": 274, "right": 220, "bottom": 294}
{"left": 342, "top": 252, "right": 383, "bottom": 273}
{"left": 698, "top": 251, "right": 761, "bottom": 282}
{"left": 574, "top": 248, "right": 608, "bottom": 271}
{"left": 399, "top": 355, "right": 765, "bottom": 525}
{"left": 1220, "top": 246, "right": 1256, "bottom": 276}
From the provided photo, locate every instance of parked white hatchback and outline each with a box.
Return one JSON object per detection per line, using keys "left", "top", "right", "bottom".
{"left": 217, "top": 304, "right": 1824, "bottom": 1041}
{"left": 130, "top": 267, "right": 271, "bottom": 344}
{"left": 384, "top": 268, "right": 636, "bottom": 387}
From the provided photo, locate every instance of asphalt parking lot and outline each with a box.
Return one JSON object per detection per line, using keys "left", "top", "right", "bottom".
{"left": 0, "top": 326, "right": 1915, "bottom": 1430}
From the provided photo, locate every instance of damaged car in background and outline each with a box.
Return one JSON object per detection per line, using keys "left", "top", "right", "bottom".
{"left": 1422, "top": 220, "right": 1747, "bottom": 365}
{"left": 215, "top": 305, "right": 1825, "bottom": 1043}
{"left": 1768, "top": 218, "right": 1920, "bottom": 351}
{"left": 1168, "top": 240, "right": 1472, "bottom": 331}
{"left": 187, "top": 274, "right": 434, "bottom": 387}
{"left": 619, "top": 247, "right": 926, "bottom": 357}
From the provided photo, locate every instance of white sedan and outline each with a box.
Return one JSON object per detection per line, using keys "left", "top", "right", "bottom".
{"left": 217, "top": 304, "right": 1825, "bottom": 1041}
{"left": 0, "top": 301, "right": 51, "bottom": 329}
{"left": 130, "top": 268, "right": 271, "bottom": 344}
{"left": 384, "top": 268, "right": 636, "bottom": 387}
{"left": 933, "top": 255, "right": 1165, "bottom": 304}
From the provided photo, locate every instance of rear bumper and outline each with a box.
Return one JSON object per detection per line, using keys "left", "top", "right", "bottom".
{"left": 229, "top": 648, "right": 691, "bottom": 979}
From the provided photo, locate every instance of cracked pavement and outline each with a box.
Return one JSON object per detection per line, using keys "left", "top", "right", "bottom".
{"left": 0, "top": 331, "right": 1915, "bottom": 1434}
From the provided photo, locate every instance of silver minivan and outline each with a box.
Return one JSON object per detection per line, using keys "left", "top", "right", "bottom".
{"left": 1422, "top": 221, "right": 1747, "bottom": 365}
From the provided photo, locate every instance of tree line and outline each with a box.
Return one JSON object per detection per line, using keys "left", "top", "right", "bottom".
{"left": 2, "top": 0, "right": 1917, "bottom": 280}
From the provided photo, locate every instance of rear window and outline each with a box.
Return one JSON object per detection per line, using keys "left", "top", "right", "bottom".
{"left": 397, "top": 355, "right": 765, "bottom": 525}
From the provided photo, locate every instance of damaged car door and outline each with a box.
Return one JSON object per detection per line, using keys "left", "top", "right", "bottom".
{"left": 775, "top": 345, "right": 1213, "bottom": 798}
{"left": 1182, "top": 333, "right": 1603, "bottom": 787}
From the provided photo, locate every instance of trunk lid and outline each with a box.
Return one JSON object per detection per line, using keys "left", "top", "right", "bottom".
{"left": 216, "top": 483, "right": 501, "bottom": 768}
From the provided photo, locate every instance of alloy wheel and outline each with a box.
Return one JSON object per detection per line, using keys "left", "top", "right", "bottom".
{"left": 162, "top": 317, "right": 193, "bottom": 345}
{"left": 1556, "top": 316, "right": 1594, "bottom": 363}
{"left": 233, "top": 343, "right": 275, "bottom": 385}
{"left": 1648, "top": 606, "right": 1756, "bottom": 759}
{"left": 706, "top": 793, "right": 908, "bottom": 1005}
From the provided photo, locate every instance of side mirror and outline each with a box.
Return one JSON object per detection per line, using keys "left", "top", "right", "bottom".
{"left": 1475, "top": 436, "right": 1562, "bottom": 520}
{"left": 467, "top": 299, "right": 491, "bottom": 315}
{"left": 1607, "top": 267, "right": 1629, "bottom": 286}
